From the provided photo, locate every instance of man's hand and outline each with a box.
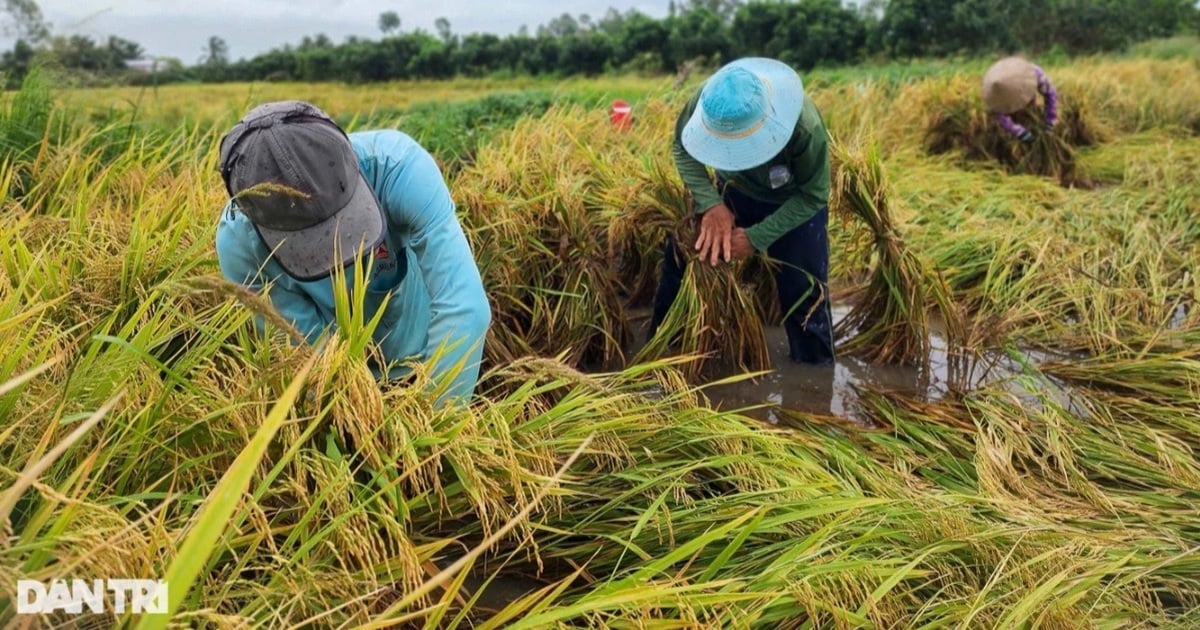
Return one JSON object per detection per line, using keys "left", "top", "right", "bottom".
{"left": 730, "top": 228, "right": 755, "bottom": 260}
{"left": 695, "top": 203, "right": 735, "bottom": 266}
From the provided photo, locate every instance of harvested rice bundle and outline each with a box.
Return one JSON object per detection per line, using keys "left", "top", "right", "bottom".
{"left": 587, "top": 115, "right": 775, "bottom": 379}
{"left": 455, "top": 109, "right": 631, "bottom": 370}
{"left": 1057, "top": 94, "right": 1107, "bottom": 147}
{"left": 606, "top": 154, "right": 782, "bottom": 322}
{"left": 831, "top": 139, "right": 950, "bottom": 366}
{"left": 591, "top": 133, "right": 682, "bottom": 310}
{"left": 619, "top": 162, "right": 772, "bottom": 379}
{"left": 739, "top": 254, "right": 783, "bottom": 324}
{"left": 922, "top": 76, "right": 1107, "bottom": 188}
{"left": 631, "top": 218, "right": 773, "bottom": 380}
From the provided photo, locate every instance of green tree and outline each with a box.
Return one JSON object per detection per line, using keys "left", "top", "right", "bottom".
{"left": 558, "top": 32, "right": 614, "bottom": 75}
{"left": 455, "top": 33, "right": 511, "bottom": 76}
{"left": 187, "top": 0, "right": 1200, "bottom": 85}
{"left": 298, "top": 34, "right": 334, "bottom": 50}
{"left": 337, "top": 39, "right": 392, "bottom": 82}
{"left": 1041, "top": 0, "right": 1196, "bottom": 53}
{"left": 378, "top": 11, "right": 401, "bottom": 36}
{"left": 242, "top": 48, "right": 297, "bottom": 81}
{"left": 47, "top": 35, "right": 105, "bottom": 71}
{"left": 877, "top": 0, "right": 954, "bottom": 57}
{"left": 612, "top": 10, "right": 669, "bottom": 71}
{"left": 2, "top": 0, "right": 49, "bottom": 44}
{"left": 0, "top": 37, "right": 35, "bottom": 86}
{"left": 435, "top": 17, "right": 454, "bottom": 44}
{"left": 596, "top": 8, "right": 626, "bottom": 35}
{"left": 202, "top": 35, "right": 229, "bottom": 66}
{"left": 734, "top": 0, "right": 865, "bottom": 70}
{"left": 731, "top": 2, "right": 786, "bottom": 56}
{"left": 518, "top": 35, "right": 562, "bottom": 74}
{"left": 105, "top": 35, "right": 143, "bottom": 64}
{"left": 540, "top": 13, "right": 581, "bottom": 38}
{"left": 407, "top": 32, "right": 454, "bottom": 78}
{"left": 680, "top": 0, "right": 742, "bottom": 22}
{"left": 666, "top": 8, "right": 731, "bottom": 69}
{"left": 296, "top": 46, "right": 336, "bottom": 81}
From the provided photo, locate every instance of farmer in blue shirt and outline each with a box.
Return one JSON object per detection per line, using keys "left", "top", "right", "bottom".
{"left": 215, "top": 100, "right": 491, "bottom": 404}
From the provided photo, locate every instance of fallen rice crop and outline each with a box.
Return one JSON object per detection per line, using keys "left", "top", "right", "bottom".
{"left": 3, "top": 48, "right": 1200, "bottom": 628}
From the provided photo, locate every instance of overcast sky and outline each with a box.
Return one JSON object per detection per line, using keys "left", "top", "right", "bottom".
{"left": 4, "top": 1, "right": 670, "bottom": 65}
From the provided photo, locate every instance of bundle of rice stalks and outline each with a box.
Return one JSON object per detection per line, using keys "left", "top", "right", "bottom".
{"left": 1057, "top": 94, "right": 1107, "bottom": 148}
{"left": 457, "top": 96, "right": 778, "bottom": 378}
{"left": 921, "top": 76, "right": 1108, "bottom": 188}
{"left": 831, "top": 138, "right": 956, "bottom": 366}
{"left": 571, "top": 98, "right": 777, "bottom": 380}
{"left": 454, "top": 107, "right": 632, "bottom": 370}
{"left": 631, "top": 234, "right": 773, "bottom": 381}
{"left": 614, "top": 152, "right": 772, "bottom": 380}
{"left": 739, "top": 254, "right": 783, "bottom": 324}
{"left": 602, "top": 151, "right": 683, "bottom": 309}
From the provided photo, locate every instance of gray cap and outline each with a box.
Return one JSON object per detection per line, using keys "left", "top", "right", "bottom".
{"left": 218, "top": 100, "right": 385, "bottom": 280}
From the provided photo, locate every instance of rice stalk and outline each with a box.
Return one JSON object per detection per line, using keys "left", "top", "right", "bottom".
{"left": 830, "top": 137, "right": 954, "bottom": 366}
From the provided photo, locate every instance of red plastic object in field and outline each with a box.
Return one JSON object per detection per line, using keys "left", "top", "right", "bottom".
{"left": 610, "top": 99, "right": 632, "bottom": 130}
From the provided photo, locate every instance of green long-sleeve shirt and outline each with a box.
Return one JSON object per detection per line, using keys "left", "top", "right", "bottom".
{"left": 672, "top": 90, "right": 831, "bottom": 251}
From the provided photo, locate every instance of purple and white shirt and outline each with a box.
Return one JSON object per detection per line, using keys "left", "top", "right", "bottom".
{"left": 995, "top": 65, "right": 1058, "bottom": 138}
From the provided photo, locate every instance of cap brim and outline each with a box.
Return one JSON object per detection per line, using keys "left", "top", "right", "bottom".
{"left": 681, "top": 58, "right": 805, "bottom": 171}
{"left": 255, "top": 172, "right": 385, "bottom": 281}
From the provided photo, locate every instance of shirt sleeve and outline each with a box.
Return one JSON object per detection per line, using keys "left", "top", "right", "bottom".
{"left": 672, "top": 92, "right": 723, "bottom": 214}
{"left": 743, "top": 127, "right": 830, "bottom": 252}
{"left": 369, "top": 133, "right": 491, "bottom": 403}
{"left": 1034, "top": 66, "right": 1058, "bottom": 126}
{"left": 215, "top": 209, "right": 331, "bottom": 344}
{"left": 995, "top": 113, "right": 1027, "bottom": 138}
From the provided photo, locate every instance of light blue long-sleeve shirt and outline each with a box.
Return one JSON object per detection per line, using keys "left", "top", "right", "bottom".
{"left": 215, "top": 129, "right": 491, "bottom": 403}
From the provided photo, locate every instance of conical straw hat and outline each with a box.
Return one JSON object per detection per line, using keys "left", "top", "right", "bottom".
{"left": 981, "top": 57, "right": 1037, "bottom": 115}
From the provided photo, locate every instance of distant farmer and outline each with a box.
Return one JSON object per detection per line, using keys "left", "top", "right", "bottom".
{"left": 649, "top": 57, "right": 835, "bottom": 365}
{"left": 982, "top": 56, "right": 1058, "bottom": 143}
{"left": 215, "top": 100, "right": 491, "bottom": 403}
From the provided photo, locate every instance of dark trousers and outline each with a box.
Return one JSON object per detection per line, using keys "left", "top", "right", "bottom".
{"left": 649, "top": 184, "right": 835, "bottom": 365}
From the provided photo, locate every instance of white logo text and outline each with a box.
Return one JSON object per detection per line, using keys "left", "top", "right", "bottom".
{"left": 16, "top": 579, "right": 168, "bottom": 615}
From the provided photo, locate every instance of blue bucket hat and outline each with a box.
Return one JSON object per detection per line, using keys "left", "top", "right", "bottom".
{"left": 681, "top": 58, "right": 805, "bottom": 171}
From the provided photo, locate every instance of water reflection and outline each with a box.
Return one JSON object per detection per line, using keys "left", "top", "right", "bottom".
{"left": 702, "top": 326, "right": 941, "bottom": 425}
{"left": 699, "top": 305, "right": 1079, "bottom": 425}
{"left": 626, "top": 303, "right": 1082, "bottom": 426}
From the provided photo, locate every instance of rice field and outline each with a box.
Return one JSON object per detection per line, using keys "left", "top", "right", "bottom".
{"left": 2, "top": 48, "right": 1200, "bottom": 628}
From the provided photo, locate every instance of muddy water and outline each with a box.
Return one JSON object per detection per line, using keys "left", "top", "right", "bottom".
{"left": 709, "top": 305, "right": 955, "bottom": 425}
{"left": 633, "top": 304, "right": 1077, "bottom": 426}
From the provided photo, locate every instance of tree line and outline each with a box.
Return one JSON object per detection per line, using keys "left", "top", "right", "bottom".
{"left": 2, "top": 0, "right": 1198, "bottom": 88}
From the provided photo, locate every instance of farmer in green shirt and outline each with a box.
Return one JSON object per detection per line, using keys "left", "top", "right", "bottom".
{"left": 649, "top": 57, "right": 835, "bottom": 365}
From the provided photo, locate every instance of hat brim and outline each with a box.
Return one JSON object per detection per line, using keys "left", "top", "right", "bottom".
{"left": 255, "top": 172, "right": 385, "bottom": 281}
{"left": 982, "top": 58, "right": 1037, "bottom": 114}
{"left": 681, "top": 58, "right": 805, "bottom": 171}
